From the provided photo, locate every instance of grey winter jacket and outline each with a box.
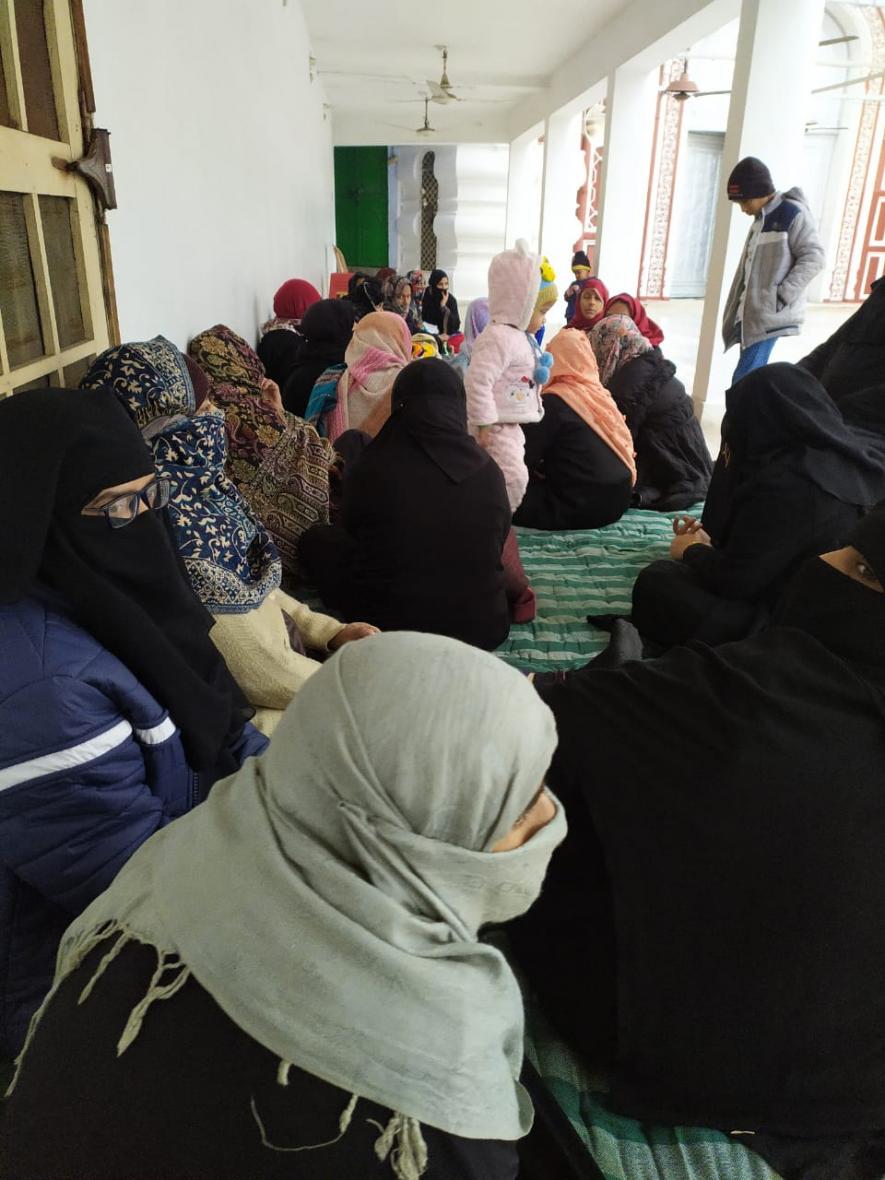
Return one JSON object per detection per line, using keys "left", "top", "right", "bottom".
{"left": 722, "top": 188, "right": 825, "bottom": 351}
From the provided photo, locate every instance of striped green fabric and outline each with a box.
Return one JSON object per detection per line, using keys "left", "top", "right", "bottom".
{"left": 496, "top": 507, "right": 703, "bottom": 672}
{"left": 525, "top": 1006, "right": 781, "bottom": 1180}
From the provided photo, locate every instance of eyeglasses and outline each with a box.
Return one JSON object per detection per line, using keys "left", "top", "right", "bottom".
{"left": 92, "top": 476, "right": 171, "bottom": 529}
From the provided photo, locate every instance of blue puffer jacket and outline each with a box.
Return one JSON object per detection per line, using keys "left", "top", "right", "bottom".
{"left": 0, "top": 596, "right": 268, "bottom": 1058}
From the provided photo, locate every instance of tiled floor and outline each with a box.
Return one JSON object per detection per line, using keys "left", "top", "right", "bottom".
{"left": 650, "top": 299, "right": 855, "bottom": 453}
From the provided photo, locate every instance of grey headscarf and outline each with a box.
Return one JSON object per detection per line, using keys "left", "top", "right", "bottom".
{"left": 19, "top": 633, "right": 565, "bottom": 1175}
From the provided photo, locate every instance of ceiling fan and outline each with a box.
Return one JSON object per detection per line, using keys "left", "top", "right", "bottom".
{"left": 812, "top": 69, "right": 885, "bottom": 96}
{"left": 805, "top": 120, "right": 848, "bottom": 132}
{"left": 381, "top": 96, "right": 437, "bottom": 136}
{"left": 663, "top": 67, "right": 730, "bottom": 101}
{"left": 427, "top": 45, "right": 460, "bottom": 103}
{"left": 663, "top": 36, "right": 863, "bottom": 103}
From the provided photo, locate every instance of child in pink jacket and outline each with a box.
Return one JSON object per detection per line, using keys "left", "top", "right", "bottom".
{"left": 466, "top": 241, "right": 557, "bottom": 511}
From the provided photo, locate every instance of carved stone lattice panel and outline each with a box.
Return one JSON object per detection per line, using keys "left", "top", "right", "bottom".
{"left": 420, "top": 151, "right": 439, "bottom": 273}
{"left": 829, "top": 7, "right": 885, "bottom": 300}
{"left": 641, "top": 58, "right": 686, "bottom": 298}
{"left": 574, "top": 133, "right": 603, "bottom": 258}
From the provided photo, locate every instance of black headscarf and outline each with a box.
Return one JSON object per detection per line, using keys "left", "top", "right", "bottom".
{"left": 703, "top": 364, "right": 885, "bottom": 541}
{"left": 0, "top": 387, "right": 251, "bottom": 774}
{"left": 375, "top": 359, "right": 488, "bottom": 483}
{"left": 774, "top": 504, "right": 885, "bottom": 672}
{"left": 282, "top": 299, "right": 355, "bottom": 416}
{"left": 421, "top": 270, "right": 460, "bottom": 334}
{"left": 351, "top": 279, "right": 383, "bottom": 321}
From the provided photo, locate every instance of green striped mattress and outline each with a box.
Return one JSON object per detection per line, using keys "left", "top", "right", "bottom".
{"left": 496, "top": 507, "right": 702, "bottom": 671}
{"left": 525, "top": 1005, "right": 780, "bottom": 1180}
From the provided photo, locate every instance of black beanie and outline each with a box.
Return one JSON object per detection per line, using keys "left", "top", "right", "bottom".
{"left": 727, "top": 157, "right": 775, "bottom": 201}
{"left": 848, "top": 504, "right": 885, "bottom": 585}
{"left": 571, "top": 250, "right": 591, "bottom": 269}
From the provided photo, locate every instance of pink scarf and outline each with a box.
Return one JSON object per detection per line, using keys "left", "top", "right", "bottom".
{"left": 334, "top": 312, "right": 412, "bottom": 439}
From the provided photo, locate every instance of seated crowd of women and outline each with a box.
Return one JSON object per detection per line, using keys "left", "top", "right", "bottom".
{"left": 1, "top": 269, "right": 884, "bottom": 1179}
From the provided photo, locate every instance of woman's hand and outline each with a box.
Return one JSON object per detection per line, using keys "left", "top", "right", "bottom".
{"left": 328, "top": 622, "right": 381, "bottom": 650}
{"left": 475, "top": 425, "right": 493, "bottom": 449}
{"left": 670, "top": 526, "right": 711, "bottom": 560}
{"left": 672, "top": 514, "right": 699, "bottom": 536}
{"left": 259, "top": 377, "right": 285, "bottom": 418}
{"left": 440, "top": 291, "right": 449, "bottom": 306}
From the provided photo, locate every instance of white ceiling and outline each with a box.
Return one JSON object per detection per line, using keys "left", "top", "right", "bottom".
{"left": 302, "top": 0, "right": 630, "bottom": 144}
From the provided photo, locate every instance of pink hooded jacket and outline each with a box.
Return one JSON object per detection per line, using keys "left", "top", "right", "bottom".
{"left": 465, "top": 240, "right": 544, "bottom": 427}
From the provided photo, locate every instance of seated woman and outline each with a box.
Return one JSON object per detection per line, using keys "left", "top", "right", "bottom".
{"left": 448, "top": 296, "right": 490, "bottom": 376}
{"left": 187, "top": 326, "right": 337, "bottom": 577}
{"left": 562, "top": 250, "right": 593, "bottom": 322}
{"left": 386, "top": 275, "right": 422, "bottom": 333}
{"left": 349, "top": 275, "right": 384, "bottom": 321}
{"left": 305, "top": 310, "right": 412, "bottom": 441}
{"left": 565, "top": 278, "right": 608, "bottom": 334}
{"left": 603, "top": 292, "right": 664, "bottom": 348}
{"left": 300, "top": 360, "right": 513, "bottom": 651}
{"left": 515, "top": 329, "right": 634, "bottom": 531}
{"left": 632, "top": 364, "right": 885, "bottom": 648}
{"left": 514, "top": 508, "right": 885, "bottom": 1180}
{"left": 84, "top": 339, "right": 378, "bottom": 734}
{"left": 589, "top": 314, "right": 712, "bottom": 511}
{"left": 257, "top": 278, "right": 321, "bottom": 387}
{"left": 0, "top": 388, "right": 267, "bottom": 1060}
{"left": 281, "top": 298, "right": 355, "bottom": 417}
{"left": 3, "top": 632, "right": 565, "bottom": 1180}
{"left": 405, "top": 268, "right": 426, "bottom": 322}
{"left": 421, "top": 268, "right": 461, "bottom": 350}
{"left": 798, "top": 275, "right": 884, "bottom": 404}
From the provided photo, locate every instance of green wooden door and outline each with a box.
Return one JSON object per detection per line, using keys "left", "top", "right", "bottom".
{"left": 334, "top": 146, "right": 389, "bottom": 269}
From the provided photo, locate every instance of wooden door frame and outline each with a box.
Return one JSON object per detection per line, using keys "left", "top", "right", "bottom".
{"left": 68, "top": 0, "right": 120, "bottom": 346}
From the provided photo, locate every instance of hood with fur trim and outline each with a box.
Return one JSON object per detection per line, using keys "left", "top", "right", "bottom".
{"left": 488, "top": 239, "right": 541, "bottom": 331}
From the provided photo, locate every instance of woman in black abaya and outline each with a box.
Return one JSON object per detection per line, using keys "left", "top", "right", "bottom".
{"left": 632, "top": 364, "right": 885, "bottom": 648}
{"left": 0, "top": 388, "right": 266, "bottom": 1058}
{"left": 421, "top": 269, "right": 461, "bottom": 347}
{"left": 299, "top": 359, "right": 511, "bottom": 650}
{"left": 281, "top": 298, "right": 356, "bottom": 418}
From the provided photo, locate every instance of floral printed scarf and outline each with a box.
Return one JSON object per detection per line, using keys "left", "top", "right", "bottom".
{"left": 151, "top": 411, "right": 281, "bottom": 613}
{"left": 82, "top": 337, "right": 193, "bottom": 437}
{"left": 188, "top": 326, "right": 335, "bottom": 576}
{"left": 588, "top": 314, "right": 652, "bottom": 388}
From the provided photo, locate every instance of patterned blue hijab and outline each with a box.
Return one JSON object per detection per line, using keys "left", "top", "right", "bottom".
{"left": 151, "top": 411, "right": 281, "bottom": 614}
{"left": 82, "top": 337, "right": 194, "bottom": 437}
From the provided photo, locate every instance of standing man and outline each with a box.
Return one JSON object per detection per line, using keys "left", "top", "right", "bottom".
{"left": 722, "top": 156, "right": 825, "bottom": 384}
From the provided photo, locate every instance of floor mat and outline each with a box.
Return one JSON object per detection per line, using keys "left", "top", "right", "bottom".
{"left": 525, "top": 1006, "right": 781, "bottom": 1180}
{"left": 496, "top": 507, "right": 701, "bottom": 672}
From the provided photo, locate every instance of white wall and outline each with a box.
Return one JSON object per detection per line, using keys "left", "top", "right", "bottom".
{"left": 84, "top": 0, "right": 335, "bottom": 349}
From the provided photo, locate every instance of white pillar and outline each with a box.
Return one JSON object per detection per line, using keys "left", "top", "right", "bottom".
{"left": 537, "top": 108, "right": 585, "bottom": 331}
{"left": 434, "top": 144, "right": 509, "bottom": 303}
{"left": 505, "top": 125, "right": 544, "bottom": 253}
{"left": 693, "top": 0, "right": 826, "bottom": 416}
{"left": 595, "top": 65, "right": 660, "bottom": 294}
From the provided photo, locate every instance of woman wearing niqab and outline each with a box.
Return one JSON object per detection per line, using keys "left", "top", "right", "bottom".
{"left": 633, "top": 364, "right": 885, "bottom": 647}
{"left": 4, "top": 633, "right": 566, "bottom": 1180}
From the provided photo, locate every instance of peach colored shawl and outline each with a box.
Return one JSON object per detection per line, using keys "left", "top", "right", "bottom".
{"left": 333, "top": 311, "right": 413, "bottom": 439}
{"left": 544, "top": 330, "right": 637, "bottom": 484}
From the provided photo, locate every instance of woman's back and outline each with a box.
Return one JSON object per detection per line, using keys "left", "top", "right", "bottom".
{"left": 343, "top": 436, "right": 510, "bottom": 649}
{"left": 4, "top": 940, "right": 518, "bottom": 1180}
